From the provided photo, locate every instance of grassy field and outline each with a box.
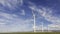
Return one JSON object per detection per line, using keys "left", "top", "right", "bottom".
{"left": 0, "top": 32, "right": 60, "bottom": 34}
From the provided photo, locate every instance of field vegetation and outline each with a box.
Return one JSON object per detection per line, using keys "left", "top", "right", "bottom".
{"left": 0, "top": 32, "right": 60, "bottom": 34}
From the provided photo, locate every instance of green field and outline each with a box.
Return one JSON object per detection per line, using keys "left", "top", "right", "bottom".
{"left": 0, "top": 32, "right": 60, "bottom": 34}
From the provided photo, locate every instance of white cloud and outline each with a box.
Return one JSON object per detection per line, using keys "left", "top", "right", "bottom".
{"left": 0, "top": 0, "right": 23, "bottom": 10}
{"left": 20, "top": 0, "right": 23, "bottom": 5}
{"left": 29, "top": 2, "right": 60, "bottom": 31}
{"left": 20, "top": 10, "right": 25, "bottom": 16}
{"left": 35, "top": 23, "right": 60, "bottom": 32}
{"left": 0, "top": 12, "right": 19, "bottom": 20}
{"left": 0, "top": 0, "right": 5, "bottom": 6}
{"left": 38, "top": 7, "right": 60, "bottom": 24}
{"left": 29, "top": 3, "right": 60, "bottom": 23}
{"left": 48, "top": 24, "right": 60, "bottom": 30}
{"left": 0, "top": 23, "right": 6, "bottom": 25}
{"left": 0, "top": 12, "right": 33, "bottom": 32}
{"left": 48, "top": 24, "right": 60, "bottom": 28}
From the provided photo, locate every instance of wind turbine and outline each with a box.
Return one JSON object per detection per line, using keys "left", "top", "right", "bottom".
{"left": 41, "top": 22, "right": 44, "bottom": 32}
{"left": 32, "top": 10, "right": 36, "bottom": 32}
{"left": 38, "top": 9, "right": 44, "bottom": 32}
{"left": 29, "top": 6, "right": 36, "bottom": 32}
{"left": 47, "top": 24, "right": 49, "bottom": 32}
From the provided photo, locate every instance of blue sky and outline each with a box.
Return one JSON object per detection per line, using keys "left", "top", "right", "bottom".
{"left": 0, "top": 0, "right": 60, "bottom": 32}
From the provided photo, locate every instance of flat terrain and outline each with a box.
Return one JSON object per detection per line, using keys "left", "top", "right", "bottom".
{"left": 0, "top": 32, "right": 60, "bottom": 34}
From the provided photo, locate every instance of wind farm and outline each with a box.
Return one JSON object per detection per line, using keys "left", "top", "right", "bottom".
{"left": 0, "top": 0, "right": 60, "bottom": 34}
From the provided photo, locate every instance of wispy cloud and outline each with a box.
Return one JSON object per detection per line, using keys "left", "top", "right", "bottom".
{"left": 0, "top": 0, "right": 34, "bottom": 32}
{"left": 0, "top": 23, "right": 6, "bottom": 25}
{"left": 29, "top": 2, "right": 60, "bottom": 23}
{"left": 0, "top": 0, "right": 23, "bottom": 10}
{"left": 48, "top": 24, "right": 60, "bottom": 30}
{"left": 20, "top": 10, "right": 25, "bottom": 16}
{"left": 0, "top": 12, "right": 33, "bottom": 32}
{"left": 0, "top": 0, "right": 60, "bottom": 32}
{"left": 29, "top": 2, "right": 60, "bottom": 30}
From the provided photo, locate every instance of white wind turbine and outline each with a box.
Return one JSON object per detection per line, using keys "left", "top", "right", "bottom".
{"left": 29, "top": 6, "right": 36, "bottom": 32}
{"left": 32, "top": 10, "right": 36, "bottom": 32}
{"left": 41, "top": 22, "right": 44, "bottom": 32}
{"left": 29, "top": 6, "right": 44, "bottom": 32}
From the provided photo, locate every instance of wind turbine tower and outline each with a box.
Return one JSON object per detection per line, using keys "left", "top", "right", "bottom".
{"left": 42, "top": 22, "right": 44, "bottom": 32}
{"left": 32, "top": 11, "right": 36, "bottom": 32}
{"left": 29, "top": 6, "right": 36, "bottom": 32}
